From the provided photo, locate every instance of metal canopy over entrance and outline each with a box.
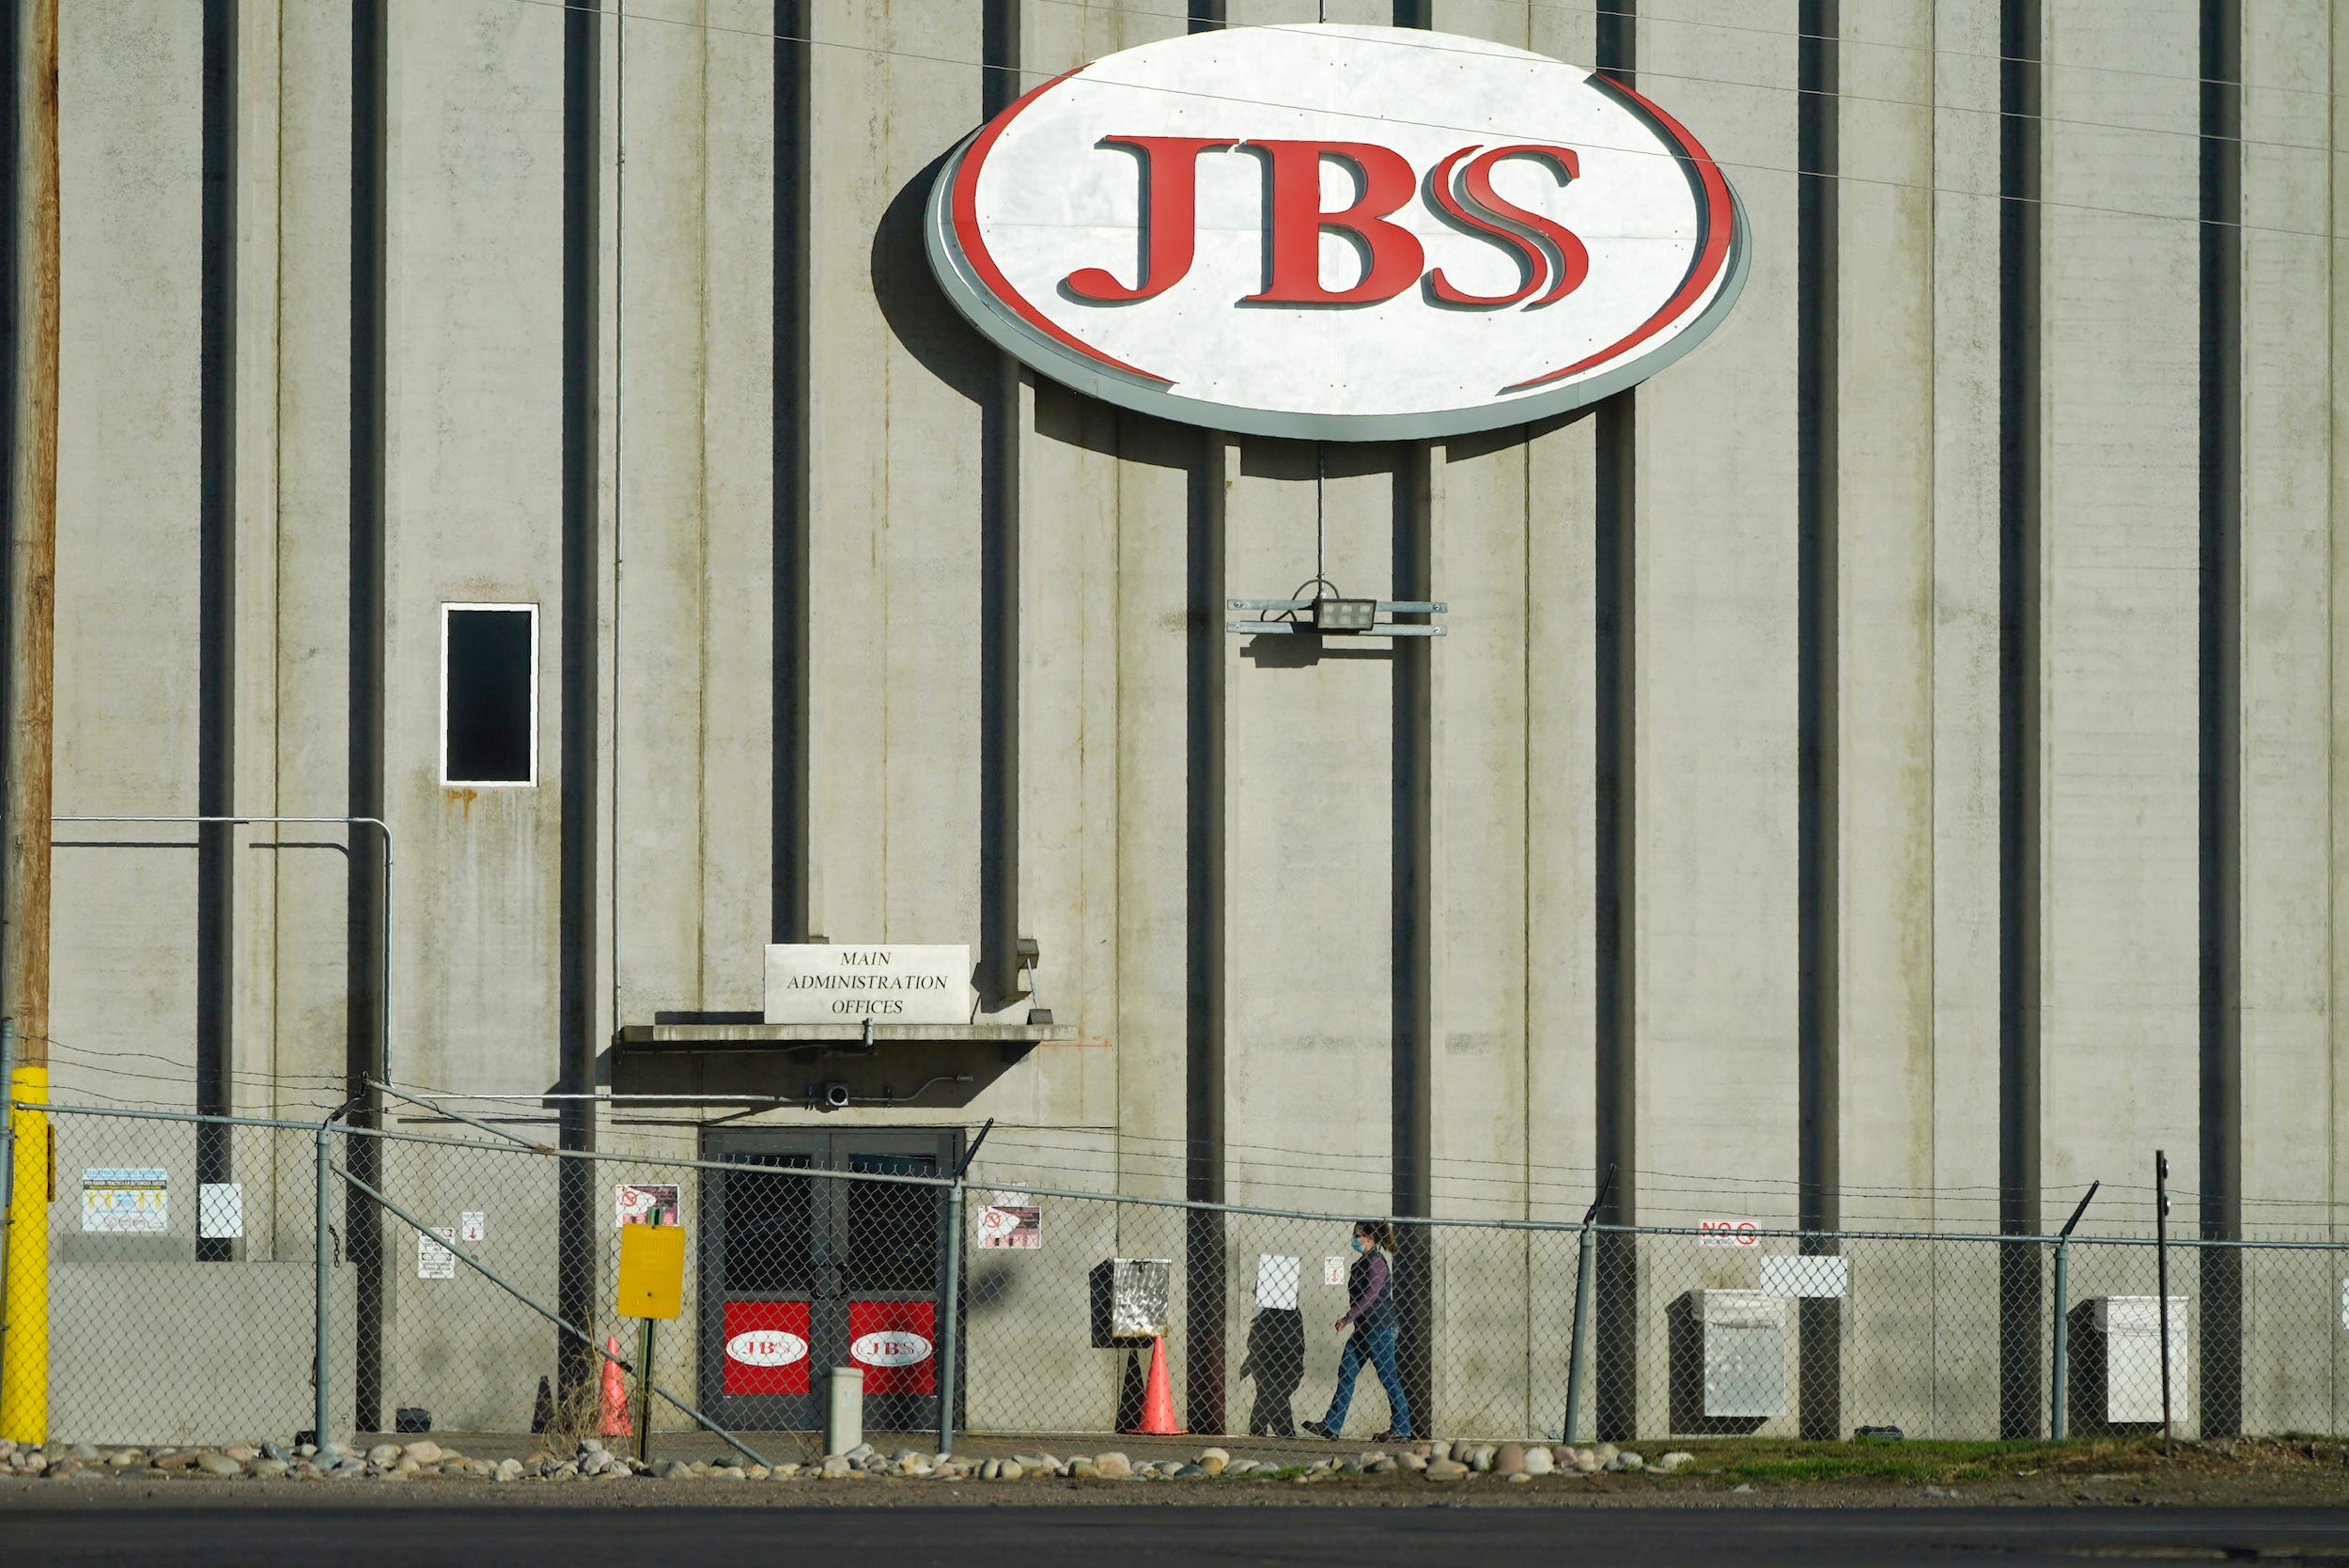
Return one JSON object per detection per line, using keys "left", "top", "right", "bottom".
{"left": 696, "top": 1127, "right": 962, "bottom": 1436}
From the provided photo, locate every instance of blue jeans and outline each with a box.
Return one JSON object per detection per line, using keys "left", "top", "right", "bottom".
{"left": 1322, "top": 1323, "right": 1410, "bottom": 1436}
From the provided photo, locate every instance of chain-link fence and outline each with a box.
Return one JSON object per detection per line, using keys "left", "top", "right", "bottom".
{"left": 12, "top": 1099, "right": 2349, "bottom": 1457}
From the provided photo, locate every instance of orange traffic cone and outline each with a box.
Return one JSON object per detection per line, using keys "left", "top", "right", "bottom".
{"left": 599, "top": 1335, "right": 631, "bottom": 1437}
{"left": 1134, "top": 1334, "right": 1184, "bottom": 1436}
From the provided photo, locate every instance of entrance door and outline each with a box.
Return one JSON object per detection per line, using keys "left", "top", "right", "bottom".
{"left": 698, "top": 1127, "right": 960, "bottom": 1435}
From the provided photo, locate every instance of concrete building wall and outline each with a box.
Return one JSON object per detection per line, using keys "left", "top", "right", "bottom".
{"left": 29, "top": 0, "right": 2349, "bottom": 1442}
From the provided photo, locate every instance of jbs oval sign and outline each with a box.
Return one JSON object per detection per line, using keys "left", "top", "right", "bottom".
{"left": 850, "top": 1330, "right": 933, "bottom": 1368}
{"left": 926, "top": 24, "right": 1747, "bottom": 441}
{"left": 724, "top": 1330, "right": 809, "bottom": 1368}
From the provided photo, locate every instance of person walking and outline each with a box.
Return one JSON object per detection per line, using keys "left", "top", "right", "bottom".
{"left": 1302, "top": 1219, "right": 1412, "bottom": 1442}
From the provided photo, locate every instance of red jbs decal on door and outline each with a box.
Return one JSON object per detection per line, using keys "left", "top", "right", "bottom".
{"left": 722, "top": 1300, "right": 811, "bottom": 1396}
{"left": 847, "top": 1300, "right": 936, "bottom": 1395}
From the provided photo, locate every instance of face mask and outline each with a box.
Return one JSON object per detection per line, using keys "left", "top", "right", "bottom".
{"left": 1351, "top": 1236, "right": 1368, "bottom": 1253}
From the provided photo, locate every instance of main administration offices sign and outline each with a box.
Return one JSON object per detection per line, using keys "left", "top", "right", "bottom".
{"left": 927, "top": 23, "right": 1748, "bottom": 441}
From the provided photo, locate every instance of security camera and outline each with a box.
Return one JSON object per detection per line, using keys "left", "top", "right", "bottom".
{"left": 822, "top": 1082, "right": 851, "bottom": 1110}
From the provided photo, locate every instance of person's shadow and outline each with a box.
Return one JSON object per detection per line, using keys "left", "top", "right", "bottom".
{"left": 1239, "top": 1309, "right": 1305, "bottom": 1437}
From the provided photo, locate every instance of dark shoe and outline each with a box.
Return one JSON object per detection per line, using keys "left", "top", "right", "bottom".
{"left": 1301, "top": 1421, "right": 1337, "bottom": 1441}
{"left": 1373, "top": 1431, "right": 1408, "bottom": 1443}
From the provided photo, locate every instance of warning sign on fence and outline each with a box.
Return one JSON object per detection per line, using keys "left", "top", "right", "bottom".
{"left": 81, "top": 1168, "right": 168, "bottom": 1234}
{"left": 1698, "top": 1218, "right": 1761, "bottom": 1249}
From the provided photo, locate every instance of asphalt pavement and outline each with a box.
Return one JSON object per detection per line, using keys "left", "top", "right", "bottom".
{"left": 8, "top": 1503, "right": 2349, "bottom": 1566}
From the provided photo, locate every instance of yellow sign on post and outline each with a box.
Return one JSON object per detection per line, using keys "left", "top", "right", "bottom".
{"left": 616, "top": 1223, "right": 684, "bottom": 1321}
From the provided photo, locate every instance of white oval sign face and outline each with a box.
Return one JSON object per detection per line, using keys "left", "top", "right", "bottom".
{"left": 850, "top": 1330, "right": 933, "bottom": 1368}
{"left": 927, "top": 23, "right": 1746, "bottom": 441}
{"left": 724, "top": 1329, "right": 809, "bottom": 1368}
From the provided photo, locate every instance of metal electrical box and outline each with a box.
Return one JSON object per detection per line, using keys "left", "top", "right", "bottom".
{"left": 2092, "top": 1296, "right": 2188, "bottom": 1424}
{"left": 1110, "top": 1258, "right": 1173, "bottom": 1339}
{"left": 1694, "top": 1289, "right": 1787, "bottom": 1420}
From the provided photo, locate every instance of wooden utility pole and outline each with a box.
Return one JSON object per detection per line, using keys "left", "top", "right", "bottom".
{"left": 1, "top": 0, "right": 58, "bottom": 1447}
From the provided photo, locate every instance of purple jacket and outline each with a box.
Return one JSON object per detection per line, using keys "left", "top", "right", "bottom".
{"left": 1339, "top": 1249, "right": 1392, "bottom": 1331}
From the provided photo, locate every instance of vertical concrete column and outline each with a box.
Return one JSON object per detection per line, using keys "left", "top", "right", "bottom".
{"left": 194, "top": 0, "right": 240, "bottom": 1259}
{"left": 2232, "top": 0, "right": 2331, "bottom": 1432}
{"left": 1110, "top": 411, "right": 1206, "bottom": 1203}
{"left": 2330, "top": 3, "right": 2349, "bottom": 1363}
{"left": 1996, "top": 0, "right": 2047, "bottom": 1439}
{"left": 2032, "top": 0, "right": 2202, "bottom": 1234}
{"left": 230, "top": 0, "right": 282, "bottom": 1143}
{"left": 1019, "top": 0, "right": 1184, "bottom": 1178}
{"left": 271, "top": 0, "right": 356, "bottom": 1306}
{"left": 1833, "top": 0, "right": 1937, "bottom": 1433}
{"left": 1632, "top": 0, "right": 1804, "bottom": 1439}
{"left": 1930, "top": 0, "right": 2010, "bottom": 1435}
{"left": 801, "top": 0, "right": 987, "bottom": 949}
{"left": 1589, "top": 0, "right": 1641, "bottom": 1448}
{"left": 609, "top": 0, "right": 777, "bottom": 1032}
{"left": 2194, "top": 0, "right": 2244, "bottom": 1439}
{"left": 51, "top": 1, "right": 205, "bottom": 1100}
{"left": 347, "top": 0, "right": 388, "bottom": 1435}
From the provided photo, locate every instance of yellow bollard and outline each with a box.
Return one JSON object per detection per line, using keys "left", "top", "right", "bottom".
{"left": 1, "top": 1063, "right": 48, "bottom": 1444}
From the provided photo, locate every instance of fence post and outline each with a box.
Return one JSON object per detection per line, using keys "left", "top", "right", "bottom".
{"left": 2049, "top": 1181, "right": 2097, "bottom": 1441}
{"left": 939, "top": 1178, "right": 964, "bottom": 1456}
{"left": 2049, "top": 1238, "right": 2067, "bottom": 1440}
{"left": 314, "top": 1114, "right": 333, "bottom": 1448}
{"left": 1564, "top": 1221, "right": 1595, "bottom": 1444}
{"left": 313, "top": 1092, "right": 362, "bottom": 1449}
{"left": 1563, "top": 1163, "right": 1613, "bottom": 1445}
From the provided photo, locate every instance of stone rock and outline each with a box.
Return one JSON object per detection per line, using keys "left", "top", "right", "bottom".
{"left": 73, "top": 1442, "right": 101, "bottom": 1462}
{"left": 1068, "top": 1459, "right": 1097, "bottom": 1479}
{"left": 846, "top": 1443, "right": 875, "bottom": 1461}
{"left": 1505, "top": 1471, "right": 1532, "bottom": 1484}
{"left": 1618, "top": 1452, "right": 1644, "bottom": 1471}
{"left": 395, "top": 1458, "right": 422, "bottom": 1476}
{"left": 1364, "top": 1458, "right": 1397, "bottom": 1475}
{"left": 0, "top": 1440, "right": 14, "bottom": 1460}
{"left": 1196, "top": 1447, "right": 1230, "bottom": 1475}
{"left": 1732, "top": 1483, "right": 1754, "bottom": 1494}
{"left": 715, "top": 1467, "right": 746, "bottom": 1481}
{"left": 1398, "top": 1452, "right": 1427, "bottom": 1472}
{"left": 106, "top": 1452, "right": 138, "bottom": 1468}
{"left": 196, "top": 1453, "right": 244, "bottom": 1478}
{"left": 1575, "top": 1450, "right": 1601, "bottom": 1473}
{"left": 1424, "top": 1459, "right": 1470, "bottom": 1482}
{"left": 43, "top": 1458, "right": 81, "bottom": 1480}
{"left": 1174, "top": 1464, "right": 1209, "bottom": 1480}
{"left": 154, "top": 1451, "right": 202, "bottom": 1472}
{"left": 222, "top": 1445, "right": 257, "bottom": 1464}
{"left": 252, "top": 1459, "right": 290, "bottom": 1480}
{"left": 1521, "top": 1446, "right": 1554, "bottom": 1476}
{"left": 1594, "top": 1442, "right": 1618, "bottom": 1464}
{"left": 366, "top": 1444, "right": 399, "bottom": 1467}
{"left": 1094, "top": 1452, "right": 1133, "bottom": 1480}
{"left": 317, "top": 1442, "right": 349, "bottom": 1463}
{"left": 1468, "top": 1445, "right": 1497, "bottom": 1473}
{"left": 498, "top": 1459, "right": 524, "bottom": 1482}
{"left": 1012, "top": 1452, "right": 1051, "bottom": 1471}
{"left": 261, "top": 1442, "right": 290, "bottom": 1463}
{"left": 820, "top": 1456, "right": 852, "bottom": 1479}
{"left": 1495, "top": 1443, "right": 1526, "bottom": 1476}
{"left": 1656, "top": 1452, "right": 1694, "bottom": 1475}
{"left": 401, "top": 1440, "right": 443, "bottom": 1466}
{"left": 578, "top": 1438, "right": 605, "bottom": 1455}
{"left": 1000, "top": 1461, "right": 1025, "bottom": 1481}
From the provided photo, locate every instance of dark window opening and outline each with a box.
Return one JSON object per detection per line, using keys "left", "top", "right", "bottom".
{"left": 443, "top": 607, "right": 536, "bottom": 784}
